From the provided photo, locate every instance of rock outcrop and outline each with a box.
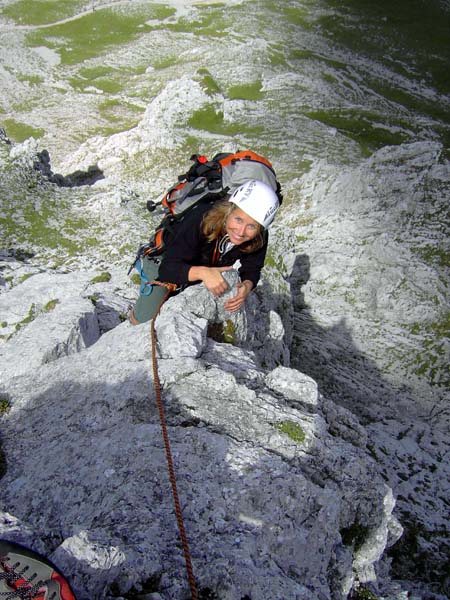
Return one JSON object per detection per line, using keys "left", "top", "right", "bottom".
{"left": 275, "top": 141, "right": 450, "bottom": 596}
{"left": 0, "top": 266, "right": 401, "bottom": 600}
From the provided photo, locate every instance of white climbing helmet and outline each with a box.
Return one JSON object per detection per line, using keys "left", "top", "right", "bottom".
{"left": 229, "top": 179, "right": 280, "bottom": 228}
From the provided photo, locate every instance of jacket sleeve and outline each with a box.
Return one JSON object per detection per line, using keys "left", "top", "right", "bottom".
{"left": 157, "top": 207, "right": 207, "bottom": 285}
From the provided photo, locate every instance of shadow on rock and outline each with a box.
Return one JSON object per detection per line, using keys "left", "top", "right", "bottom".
{"left": 288, "top": 253, "right": 450, "bottom": 598}
{"left": 34, "top": 149, "right": 104, "bottom": 187}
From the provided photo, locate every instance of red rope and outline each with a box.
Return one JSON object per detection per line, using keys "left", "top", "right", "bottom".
{"left": 149, "top": 283, "right": 198, "bottom": 600}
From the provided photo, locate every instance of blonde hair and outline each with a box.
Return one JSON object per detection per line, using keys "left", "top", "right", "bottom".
{"left": 201, "top": 198, "right": 265, "bottom": 253}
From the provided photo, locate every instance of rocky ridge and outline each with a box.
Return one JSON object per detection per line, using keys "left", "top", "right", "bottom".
{"left": 1, "top": 131, "right": 449, "bottom": 600}
{"left": 0, "top": 260, "right": 406, "bottom": 600}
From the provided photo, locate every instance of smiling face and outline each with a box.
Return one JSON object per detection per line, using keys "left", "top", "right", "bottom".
{"left": 225, "top": 206, "right": 261, "bottom": 245}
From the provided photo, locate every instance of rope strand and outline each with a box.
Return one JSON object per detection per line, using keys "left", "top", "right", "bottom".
{"left": 149, "top": 284, "right": 198, "bottom": 600}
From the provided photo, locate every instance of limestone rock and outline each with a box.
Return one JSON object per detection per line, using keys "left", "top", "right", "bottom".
{"left": 0, "top": 275, "right": 400, "bottom": 600}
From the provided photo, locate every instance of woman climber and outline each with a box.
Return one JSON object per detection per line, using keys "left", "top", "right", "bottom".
{"left": 129, "top": 179, "right": 280, "bottom": 324}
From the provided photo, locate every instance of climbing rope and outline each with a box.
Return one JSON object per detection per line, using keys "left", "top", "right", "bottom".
{"left": 149, "top": 281, "right": 199, "bottom": 600}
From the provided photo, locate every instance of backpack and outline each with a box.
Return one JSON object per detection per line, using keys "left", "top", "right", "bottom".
{"left": 130, "top": 150, "right": 282, "bottom": 270}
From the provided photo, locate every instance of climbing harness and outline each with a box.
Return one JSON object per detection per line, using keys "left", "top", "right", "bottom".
{"left": 149, "top": 282, "right": 198, "bottom": 600}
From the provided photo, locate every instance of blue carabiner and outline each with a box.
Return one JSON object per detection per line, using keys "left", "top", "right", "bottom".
{"left": 136, "top": 258, "right": 153, "bottom": 296}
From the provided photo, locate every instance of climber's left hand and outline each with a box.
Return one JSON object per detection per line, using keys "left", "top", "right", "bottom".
{"left": 224, "top": 280, "right": 253, "bottom": 312}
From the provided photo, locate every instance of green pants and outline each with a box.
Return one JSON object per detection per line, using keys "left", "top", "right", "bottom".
{"left": 133, "top": 256, "right": 173, "bottom": 323}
